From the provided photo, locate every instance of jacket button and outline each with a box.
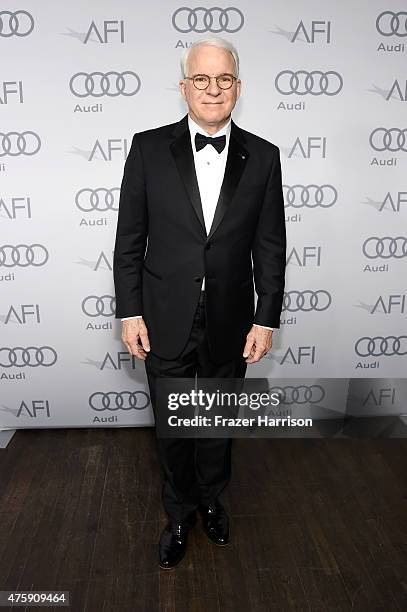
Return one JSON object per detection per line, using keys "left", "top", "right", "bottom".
{"left": 205, "top": 242, "right": 212, "bottom": 250}
{"left": 194, "top": 276, "right": 202, "bottom": 282}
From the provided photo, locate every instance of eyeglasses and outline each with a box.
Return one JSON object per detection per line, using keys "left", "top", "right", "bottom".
{"left": 185, "top": 74, "right": 238, "bottom": 90}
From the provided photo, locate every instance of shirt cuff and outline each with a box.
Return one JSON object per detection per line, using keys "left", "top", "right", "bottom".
{"left": 253, "top": 323, "right": 274, "bottom": 330}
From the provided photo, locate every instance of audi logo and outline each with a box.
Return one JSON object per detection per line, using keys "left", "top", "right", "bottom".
{"left": 275, "top": 70, "right": 343, "bottom": 96}
{"left": 0, "top": 10, "right": 34, "bottom": 37}
{"left": 268, "top": 385, "right": 325, "bottom": 405}
{"left": 283, "top": 185, "right": 337, "bottom": 208}
{"left": 0, "top": 132, "right": 41, "bottom": 157}
{"left": 172, "top": 7, "right": 244, "bottom": 33}
{"left": 376, "top": 11, "right": 407, "bottom": 37}
{"left": 89, "top": 391, "right": 150, "bottom": 411}
{"left": 69, "top": 71, "right": 141, "bottom": 98}
{"left": 362, "top": 237, "right": 407, "bottom": 259}
{"left": 282, "top": 291, "right": 332, "bottom": 312}
{"left": 369, "top": 128, "right": 407, "bottom": 152}
{"left": 82, "top": 295, "right": 116, "bottom": 317}
{"left": 75, "top": 188, "right": 120, "bottom": 212}
{"left": 0, "top": 346, "right": 57, "bottom": 368}
{"left": 0, "top": 244, "right": 49, "bottom": 267}
{"left": 355, "top": 336, "right": 407, "bottom": 357}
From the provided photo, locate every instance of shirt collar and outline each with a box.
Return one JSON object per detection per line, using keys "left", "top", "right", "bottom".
{"left": 188, "top": 114, "right": 231, "bottom": 151}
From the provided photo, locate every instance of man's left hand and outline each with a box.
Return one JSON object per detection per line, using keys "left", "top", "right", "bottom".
{"left": 243, "top": 325, "right": 273, "bottom": 364}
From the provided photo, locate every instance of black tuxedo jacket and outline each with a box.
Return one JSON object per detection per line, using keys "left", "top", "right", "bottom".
{"left": 113, "top": 114, "right": 286, "bottom": 364}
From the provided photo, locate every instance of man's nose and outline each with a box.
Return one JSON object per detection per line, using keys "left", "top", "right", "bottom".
{"left": 206, "top": 77, "right": 221, "bottom": 96}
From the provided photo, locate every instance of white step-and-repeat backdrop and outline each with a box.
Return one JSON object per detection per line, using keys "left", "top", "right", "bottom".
{"left": 1, "top": 1, "right": 406, "bottom": 428}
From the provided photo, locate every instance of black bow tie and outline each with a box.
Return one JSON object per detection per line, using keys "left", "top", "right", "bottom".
{"left": 195, "top": 132, "right": 226, "bottom": 154}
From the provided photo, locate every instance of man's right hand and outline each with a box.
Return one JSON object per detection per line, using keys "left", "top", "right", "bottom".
{"left": 121, "top": 318, "right": 151, "bottom": 360}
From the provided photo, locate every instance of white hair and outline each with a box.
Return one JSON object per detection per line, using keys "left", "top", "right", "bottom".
{"left": 180, "top": 38, "right": 240, "bottom": 78}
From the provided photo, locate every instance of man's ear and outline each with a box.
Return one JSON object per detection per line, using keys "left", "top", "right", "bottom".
{"left": 236, "top": 79, "right": 242, "bottom": 100}
{"left": 179, "top": 79, "right": 187, "bottom": 101}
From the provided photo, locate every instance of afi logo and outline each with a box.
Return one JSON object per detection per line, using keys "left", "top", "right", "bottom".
{"left": 84, "top": 20, "right": 125, "bottom": 43}
{"left": 0, "top": 196, "right": 31, "bottom": 218}
{"left": 89, "top": 139, "right": 128, "bottom": 161}
{"left": 0, "top": 81, "right": 23, "bottom": 104}
{"left": 379, "top": 191, "right": 407, "bottom": 211}
{"left": 386, "top": 79, "right": 407, "bottom": 101}
{"left": 362, "top": 388, "right": 396, "bottom": 406}
{"left": 94, "top": 251, "right": 112, "bottom": 272}
{"left": 289, "top": 137, "right": 327, "bottom": 158}
{"left": 17, "top": 400, "right": 50, "bottom": 417}
{"left": 4, "top": 304, "right": 40, "bottom": 324}
{"left": 287, "top": 246, "right": 322, "bottom": 267}
{"left": 371, "top": 294, "right": 406, "bottom": 314}
{"left": 100, "top": 351, "right": 138, "bottom": 370}
{"left": 291, "top": 20, "right": 331, "bottom": 43}
{"left": 280, "top": 346, "right": 316, "bottom": 365}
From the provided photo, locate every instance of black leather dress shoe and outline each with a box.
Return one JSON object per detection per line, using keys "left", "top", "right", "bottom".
{"left": 199, "top": 500, "right": 230, "bottom": 546}
{"left": 159, "top": 512, "right": 197, "bottom": 569}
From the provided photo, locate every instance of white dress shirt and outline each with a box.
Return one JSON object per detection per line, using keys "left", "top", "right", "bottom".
{"left": 188, "top": 114, "right": 230, "bottom": 273}
{"left": 121, "top": 114, "right": 273, "bottom": 331}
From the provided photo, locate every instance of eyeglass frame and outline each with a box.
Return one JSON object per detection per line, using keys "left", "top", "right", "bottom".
{"left": 184, "top": 73, "right": 239, "bottom": 90}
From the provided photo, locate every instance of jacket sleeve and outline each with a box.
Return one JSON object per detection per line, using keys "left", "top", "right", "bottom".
{"left": 252, "top": 146, "right": 286, "bottom": 328}
{"left": 113, "top": 134, "right": 148, "bottom": 318}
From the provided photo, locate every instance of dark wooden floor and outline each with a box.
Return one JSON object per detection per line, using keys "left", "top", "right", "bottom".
{"left": 0, "top": 429, "right": 407, "bottom": 611}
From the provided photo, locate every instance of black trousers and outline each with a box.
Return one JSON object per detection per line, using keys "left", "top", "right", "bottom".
{"left": 144, "top": 290, "right": 247, "bottom": 523}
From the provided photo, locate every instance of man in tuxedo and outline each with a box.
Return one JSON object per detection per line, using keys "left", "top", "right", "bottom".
{"left": 113, "top": 38, "right": 286, "bottom": 569}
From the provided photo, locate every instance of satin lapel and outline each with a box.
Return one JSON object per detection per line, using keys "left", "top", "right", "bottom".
{"left": 207, "top": 129, "right": 249, "bottom": 241}
{"left": 170, "top": 123, "right": 206, "bottom": 234}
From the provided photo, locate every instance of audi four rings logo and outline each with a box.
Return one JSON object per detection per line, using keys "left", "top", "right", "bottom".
{"left": 0, "top": 10, "right": 34, "bottom": 37}
{"left": 275, "top": 71, "right": 343, "bottom": 96}
{"left": 75, "top": 188, "right": 120, "bottom": 212}
{"left": 376, "top": 11, "right": 407, "bottom": 37}
{"left": 269, "top": 386, "right": 325, "bottom": 404}
{"left": 82, "top": 295, "right": 116, "bottom": 317}
{"left": 0, "top": 347, "right": 57, "bottom": 368}
{"left": 0, "top": 244, "right": 49, "bottom": 267}
{"left": 0, "top": 132, "right": 41, "bottom": 157}
{"left": 283, "top": 185, "right": 337, "bottom": 208}
{"left": 69, "top": 71, "right": 141, "bottom": 98}
{"left": 369, "top": 128, "right": 407, "bottom": 152}
{"left": 283, "top": 290, "right": 332, "bottom": 312}
{"left": 362, "top": 237, "right": 407, "bottom": 259}
{"left": 172, "top": 7, "right": 244, "bottom": 32}
{"left": 355, "top": 336, "right": 407, "bottom": 357}
{"left": 89, "top": 391, "right": 150, "bottom": 411}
